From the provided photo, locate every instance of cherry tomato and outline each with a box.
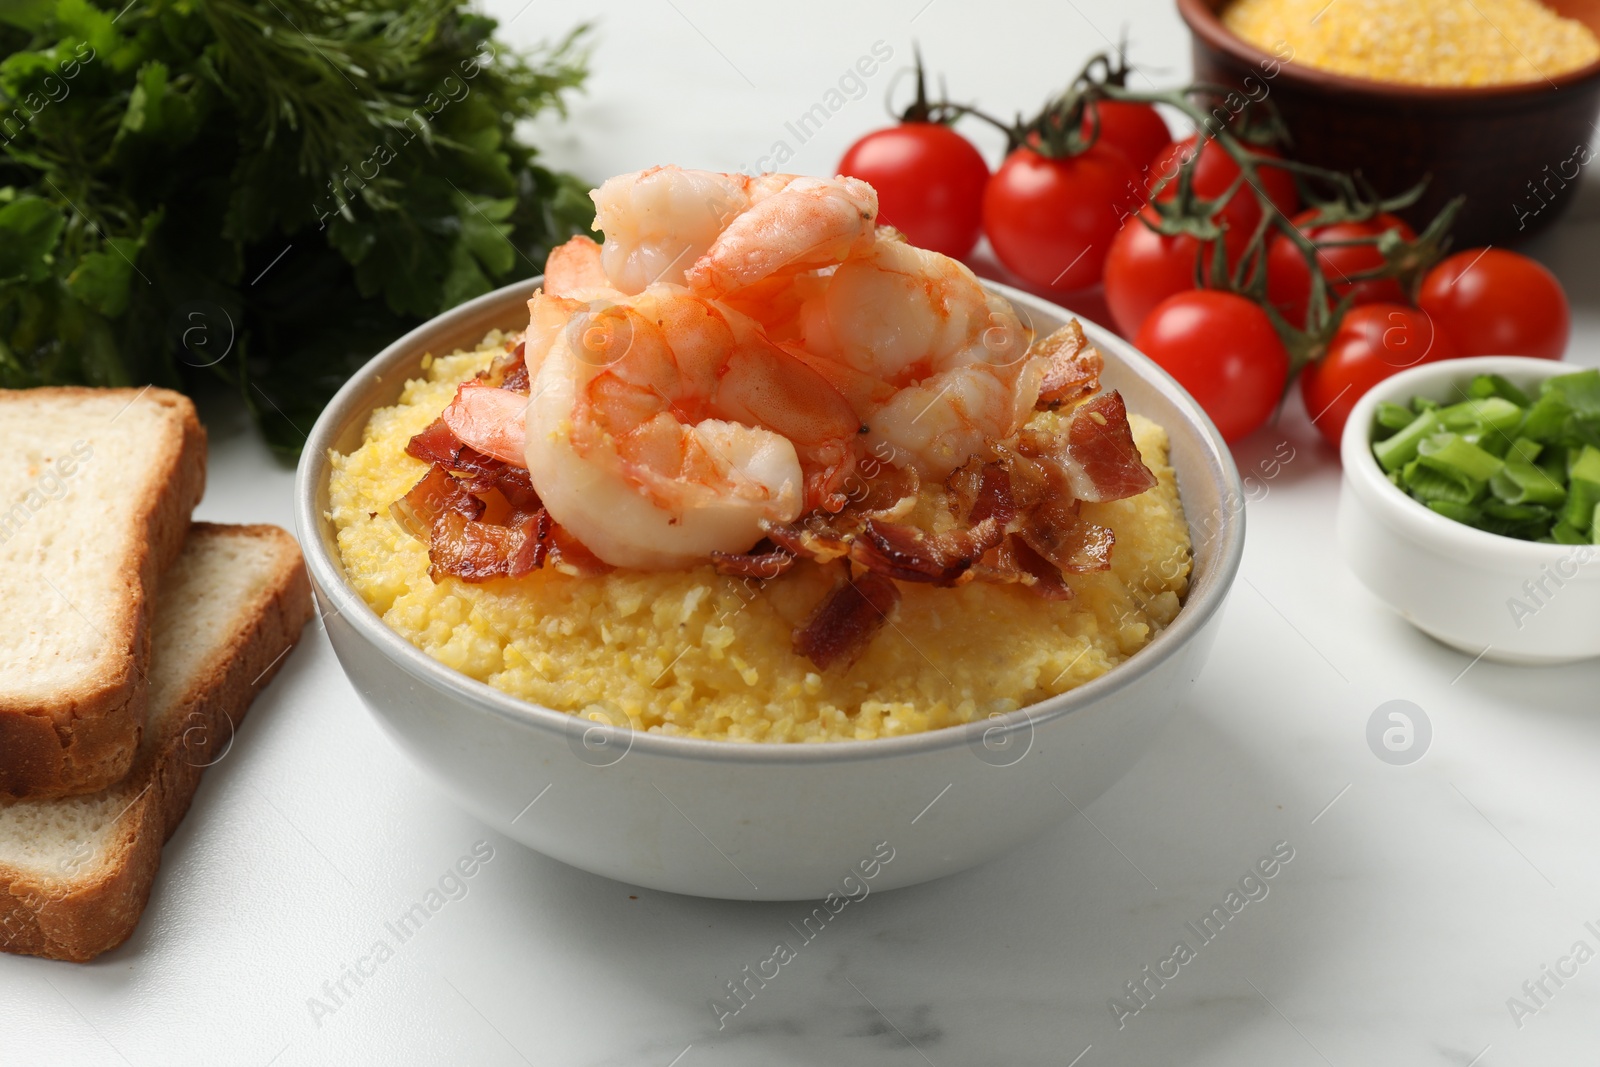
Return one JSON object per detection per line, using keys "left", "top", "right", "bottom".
{"left": 1266, "top": 211, "right": 1415, "bottom": 327}
{"left": 1134, "top": 291, "right": 1289, "bottom": 442}
{"left": 983, "top": 143, "right": 1138, "bottom": 291}
{"left": 1300, "top": 303, "right": 1461, "bottom": 449}
{"left": 1147, "top": 135, "right": 1298, "bottom": 261}
{"left": 1103, "top": 206, "right": 1227, "bottom": 338}
{"left": 838, "top": 122, "right": 990, "bottom": 259}
{"left": 1418, "top": 249, "right": 1570, "bottom": 360}
{"left": 1081, "top": 100, "right": 1170, "bottom": 172}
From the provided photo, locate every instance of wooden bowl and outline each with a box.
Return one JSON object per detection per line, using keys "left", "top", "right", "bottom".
{"left": 1178, "top": 0, "right": 1600, "bottom": 246}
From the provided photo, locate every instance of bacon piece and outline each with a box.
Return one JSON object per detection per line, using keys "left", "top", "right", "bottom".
{"left": 967, "top": 462, "right": 1015, "bottom": 526}
{"left": 428, "top": 509, "right": 552, "bottom": 582}
{"left": 971, "top": 535, "right": 1075, "bottom": 600}
{"left": 849, "top": 517, "right": 1003, "bottom": 585}
{"left": 711, "top": 543, "right": 796, "bottom": 579}
{"left": 547, "top": 523, "right": 614, "bottom": 577}
{"left": 793, "top": 569, "right": 902, "bottom": 671}
{"left": 456, "top": 462, "right": 542, "bottom": 514}
{"left": 405, "top": 417, "right": 499, "bottom": 476}
{"left": 1062, "top": 391, "right": 1157, "bottom": 503}
{"left": 1018, "top": 499, "right": 1116, "bottom": 575}
{"left": 405, "top": 413, "right": 541, "bottom": 515}
{"left": 497, "top": 342, "right": 531, "bottom": 394}
{"left": 1005, "top": 535, "right": 1075, "bottom": 598}
{"left": 852, "top": 460, "right": 920, "bottom": 516}
{"left": 390, "top": 465, "right": 485, "bottom": 543}
{"left": 760, "top": 519, "right": 852, "bottom": 563}
{"left": 1034, "top": 321, "right": 1104, "bottom": 409}
{"left": 477, "top": 341, "right": 530, "bottom": 394}
{"left": 501, "top": 360, "right": 530, "bottom": 395}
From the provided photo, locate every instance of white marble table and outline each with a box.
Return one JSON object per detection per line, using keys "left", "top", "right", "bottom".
{"left": 6, "top": 2, "right": 1600, "bottom": 1063}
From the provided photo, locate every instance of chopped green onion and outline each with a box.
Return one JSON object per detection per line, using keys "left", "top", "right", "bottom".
{"left": 1466, "top": 430, "right": 1511, "bottom": 459}
{"left": 1520, "top": 391, "right": 1572, "bottom": 442}
{"left": 1545, "top": 369, "right": 1600, "bottom": 417}
{"left": 1372, "top": 373, "right": 1599, "bottom": 542}
{"left": 1562, "top": 479, "right": 1599, "bottom": 532}
{"left": 1569, "top": 444, "right": 1600, "bottom": 484}
{"left": 1415, "top": 434, "right": 1505, "bottom": 483}
{"left": 1551, "top": 521, "right": 1589, "bottom": 545}
{"left": 1479, "top": 501, "right": 1555, "bottom": 538}
{"left": 1508, "top": 436, "right": 1544, "bottom": 464}
{"left": 1403, "top": 458, "right": 1483, "bottom": 505}
{"left": 1374, "top": 402, "right": 1416, "bottom": 435}
{"left": 1490, "top": 459, "right": 1567, "bottom": 506}
{"left": 1427, "top": 501, "right": 1482, "bottom": 525}
{"left": 1373, "top": 410, "right": 1441, "bottom": 473}
{"left": 1467, "top": 374, "right": 1531, "bottom": 407}
{"left": 1437, "top": 397, "right": 1524, "bottom": 437}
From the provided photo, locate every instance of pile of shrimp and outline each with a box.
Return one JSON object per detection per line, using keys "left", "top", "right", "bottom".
{"left": 392, "top": 166, "right": 1155, "bottom": 666}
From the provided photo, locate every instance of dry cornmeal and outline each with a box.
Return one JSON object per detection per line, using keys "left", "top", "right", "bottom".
{"left": 326, "top": 331, "right": 1193, "bottom": 742}
{"left": 1224, "top": 0, "right": 1600, "bottom": 86}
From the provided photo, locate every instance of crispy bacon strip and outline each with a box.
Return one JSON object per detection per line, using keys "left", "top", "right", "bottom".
{"left": 760, "top": 519, "right": 852, "bottom": 564}
{"left": 1004, "top": 535, "right": 1076, "bottom": 598}
{"left": 965, "top": 462, "right": 1016, "bottom": 526}
{"left": 971, "top": 535, "right": 1076, "bottom": 600}
{"left": 456, "top": 462, "right": 542, "bottom": 514}
{"left": 1062, "top": 391, "right": 1158, "bottom": 503}
{"left": 546, "top": 524, "right": 613, "bottom": 577}
{"left": 1019, "top": 502, "right": 1116, "bottom": 574}
{"left": 428, "top": 509, "right": 552, "bottom": 583}
{"left": 1034, "top": 321, "right": 1104, "bottom": 409}
{"left": 406, "top": 417, "right": 500, "bottom": 475}
{"left": 391, "top": 465, "right": 485, "bottom": 543}
{"left": 399, "top": 413, "right": 560, "bottom": 582}
{"left": 793, "top": 569, "right": 901, "bottom": 671}
{"left": 711, "top": 543, "right": 797, "bottom": 579}
{"left": 849, "top": 517, "right": 1003, "bottom": 585}
{"left": 479, "top": 341, "right": 530, "bottom": 394}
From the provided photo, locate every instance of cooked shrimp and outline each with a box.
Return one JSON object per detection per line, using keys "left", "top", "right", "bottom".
{"left": 789, "top": 236, "right": 1045, "bottom": 478}
{"left": 590, "top": 167, "right": 878, "bottom": 298}
{"left": 441, "top": 382, "right": 528, "bottom": 464}
{"left": 590, "top": 167, "right": 754, "bottom": 294}
{"left": 543, "top": 236, "right": 614, "bottom": 298}
{"left": 683, "top": 175, "right": 878, "bottom": 298}
{"left": 523, "top": 286, "right": 863, "bottom": 569}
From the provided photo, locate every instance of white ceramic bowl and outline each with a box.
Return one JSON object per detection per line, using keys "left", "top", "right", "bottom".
{"left": 295, "top": 277, "right": 1245, "bottom": 900}
{"left": 1339, "top": 356, "right": 1600, "bottom": 665}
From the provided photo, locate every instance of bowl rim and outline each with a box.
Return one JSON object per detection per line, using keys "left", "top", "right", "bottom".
{"left": 1178, "top": 0, "right": 1600, "bottom": 102}
{"left": 1339, "top": 354, "right": 1600, "bottom": 570}
{"left": 295, "top": 276, "right": 1246, "bottom": 766}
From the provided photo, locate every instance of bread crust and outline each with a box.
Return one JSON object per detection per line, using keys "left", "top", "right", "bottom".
{"left": 0, "top": 524, "right": 312, "bottom": 962}
{"left": 0, "top": 387, "right": 207, "bottom": 799}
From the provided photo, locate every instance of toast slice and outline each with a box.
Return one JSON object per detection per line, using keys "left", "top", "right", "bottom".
{"left": 0, "top": 387, "right": 207, "bottom": 799}
{"left": 0, "top": 523, "right": 312, "bottom": 962}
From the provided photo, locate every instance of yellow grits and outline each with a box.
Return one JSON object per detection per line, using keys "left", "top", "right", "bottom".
{"left": 327, "top": 332, "right": 1193, "bottom": 743}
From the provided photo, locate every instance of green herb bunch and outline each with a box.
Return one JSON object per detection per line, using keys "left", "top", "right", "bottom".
{"left": 0, "top": 0, "right": 592, "bottom": 453}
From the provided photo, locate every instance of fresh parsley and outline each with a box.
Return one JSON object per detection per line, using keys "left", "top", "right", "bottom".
{"left": 0, "top": 0, "right": 592, "bottom": 453}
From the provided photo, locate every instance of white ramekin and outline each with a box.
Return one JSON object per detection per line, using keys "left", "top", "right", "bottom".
{"left": 1338, "top": 356, "right": 1600, "bottom": 665}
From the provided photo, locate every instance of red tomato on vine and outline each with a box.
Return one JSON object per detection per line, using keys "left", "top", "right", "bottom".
{"left": 1300, "top": 303, "right": 1461, "bottom": 448}
{"left": 983, "top": 143, "right": 1138, "bottom": 291}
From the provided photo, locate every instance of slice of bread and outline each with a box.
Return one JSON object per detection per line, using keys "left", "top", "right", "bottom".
{"left": 0, "top": 523, "right": 312, "bottom": 962}
{"left": 0, "top": 387, "right": 207, "bottom": 799}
